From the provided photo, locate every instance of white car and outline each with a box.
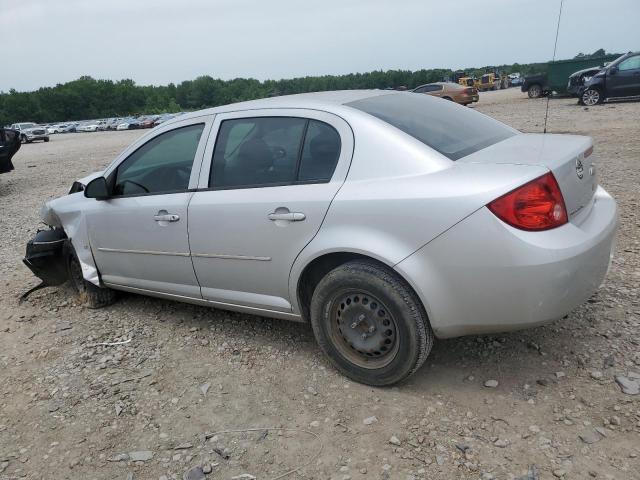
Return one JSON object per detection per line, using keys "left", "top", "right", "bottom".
{"left": 47, "top": 124, "right": 67, "bottom": 134}
{"left": 116, "top": 122, "right": 131, "bottom": 131}
{"left": 24, "top": 90, "right": 617, "bottom": 386}
{"left": 77, "top": 123, "right": 99, "bottom": 132}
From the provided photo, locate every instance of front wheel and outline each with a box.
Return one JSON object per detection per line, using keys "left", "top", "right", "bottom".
{"left": 67, "top": 245, "right": 117, "bottom": 309}
{"left": 44, "top": 137, "right": 49, "bottom": 142}
{"left": 310, "top": 260, "right": 433, "bottom": 386}
{"left": 527, "top": 84, "right": 542, "bottom": 98}
{"left": 21, "top": 135, "right": 29, "bottom": 144}
{"left": 581, "top": 88, "right": 603, "bottom": 106}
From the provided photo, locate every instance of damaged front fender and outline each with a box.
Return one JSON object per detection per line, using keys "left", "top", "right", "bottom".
{"left": 35, "top": 193, "right": 101, "bottom": 286}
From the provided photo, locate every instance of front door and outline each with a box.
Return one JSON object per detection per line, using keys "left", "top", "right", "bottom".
{"left": 608, "top": 54, "right": 640, "bottom": 97}
{"left": 188, "top": 110, "right": 353, "bottom": 312}
{"left": 87, "top": 118, "right": 211, "bottom": 297}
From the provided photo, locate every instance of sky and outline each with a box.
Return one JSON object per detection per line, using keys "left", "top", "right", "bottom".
{"left": 1, "top": 0, "right": 638, "bottom": 92}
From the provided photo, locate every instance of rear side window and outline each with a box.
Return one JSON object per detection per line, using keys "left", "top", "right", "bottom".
{"left": 210, "top": 117, "right": 341, "bottom": 188}
{"left": 347, "top": 93, "right": 515, "bottom": 160}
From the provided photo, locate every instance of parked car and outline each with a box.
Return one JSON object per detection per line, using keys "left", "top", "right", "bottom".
{"left": 579, "top": 52, "right": 640, "bottom": 105}
{"left": 77, "top": 122, "right": 99, "bottom": 132}
{"left": 0, "top": 128, "right": 21, "bottom": 174}
{"left": 412, "top": 82, "right": 479, "bottom": 106}
{"left": 24, "top": 91, "right": 617, "bottom": 386}
{"left": 566, "top": 66, "right": 604, "bottom": 96}
{"left": 106, "top": 118, "right": 122, "bottom": 130}
{"left": 10, "top": 122, "right": 50, "bottom": 143}
{"left": 96, "top": 120, "right": 109, "bottom": 131}
{"left": 139, "top": 116, "right": 160, "bottom": 129}
{"left": 153, "top": 114, "right": 175, "bottom": 127}
{"left": 116, "top": 118, "right": 137, "bottom": 130}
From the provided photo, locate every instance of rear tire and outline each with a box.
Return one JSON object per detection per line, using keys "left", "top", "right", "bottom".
{"left": 527, "top": 84, "right": 542, "bottom": 98}
{"left": 44, "top": 137, "right": 49, "bottom": 142}
{"left": 66, "top": 245, "right": 117, "bottom": 309}
{"left": 310, "top": 259, "right": 433, "bottom": 386}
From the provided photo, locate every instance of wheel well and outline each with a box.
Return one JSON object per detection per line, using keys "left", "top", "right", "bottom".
{"left": 296, "top": 252, "right": 422, "bottom": 323}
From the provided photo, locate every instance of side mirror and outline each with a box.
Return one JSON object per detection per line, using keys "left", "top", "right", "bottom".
{"left": 84, "top": 177, "right": 110, "bottom": 200}
{"left": 609, "top": 66, "right": 618, "bottom": 75}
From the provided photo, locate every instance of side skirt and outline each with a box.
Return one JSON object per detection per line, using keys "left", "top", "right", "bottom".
{"left": 103, "top": 282, "right": 305, "bottom": 322}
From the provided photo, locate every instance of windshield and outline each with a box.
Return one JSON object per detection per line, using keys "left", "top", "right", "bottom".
{"left": 346, "top": 93, "right": 516, "bottom": 160}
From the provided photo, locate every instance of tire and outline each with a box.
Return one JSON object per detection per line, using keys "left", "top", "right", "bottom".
{"left": 21, "top": 134, "right": 29, "bottom": 144}
{"left": 527, "top": 84, "right": 542, "bottom": 98}
{"left": 310, "top": 259, "right": 433, "bottom": 386}
{"left": 581, "top": 87, "right": 603, "bottom": 106}
{"left": 66, "top": 244, "right": 117, "bottom": 309}
{"left": 44, "top": 137, "right": 49, "bottom": 142}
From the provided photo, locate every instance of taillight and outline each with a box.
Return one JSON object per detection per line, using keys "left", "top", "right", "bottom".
{"left": 488, "top": 172, "right": 568, "bottom": 231}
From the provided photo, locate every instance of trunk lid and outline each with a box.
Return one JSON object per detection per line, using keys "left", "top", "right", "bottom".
{"left": 458, "top": 133, "right": 597, "bottom": 220}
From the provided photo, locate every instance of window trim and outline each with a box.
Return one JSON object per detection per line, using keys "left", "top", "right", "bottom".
{"left": 206, "top": 115, "right": 341, "bottom": 191}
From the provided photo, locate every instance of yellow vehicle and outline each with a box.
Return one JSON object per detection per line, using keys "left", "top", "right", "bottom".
{"left": 477, "top": 73, "right": 497, "bottom": 91}
{"left": 457, "top": 77, "right": 475, "bottom": 88}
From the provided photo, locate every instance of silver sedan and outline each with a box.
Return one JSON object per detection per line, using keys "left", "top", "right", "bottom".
{"left": 25, "top": 90, "right": 617, "bottom": 386}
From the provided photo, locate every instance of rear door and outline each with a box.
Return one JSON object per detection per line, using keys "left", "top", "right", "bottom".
{"left": 608, "top": 54, "right": 640, "bottom": 97}
{"left": 189, "top": 109, "right": 353, "bottom": 312}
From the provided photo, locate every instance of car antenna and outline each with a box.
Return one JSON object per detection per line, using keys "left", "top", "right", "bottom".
{"left": 544, "top": 0, "right": 564, "bottom": 134}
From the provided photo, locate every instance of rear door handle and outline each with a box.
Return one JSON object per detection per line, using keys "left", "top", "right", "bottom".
{"left": 268, "top": 212, "right": 306, "bottom": 222}
{"left": 154, "top": 213, "right": 180, "bottom": 222}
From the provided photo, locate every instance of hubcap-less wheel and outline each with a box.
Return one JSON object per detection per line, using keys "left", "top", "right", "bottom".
{"left": 582, "top": 89, "right": 600, "bottom": 106}
{"left": 329, "top": 291, "right": 399, "bottom": 369}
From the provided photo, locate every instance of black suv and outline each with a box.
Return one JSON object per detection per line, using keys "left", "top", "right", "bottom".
{"left": 579, "top": 52, "right": 640, "bottom": 105}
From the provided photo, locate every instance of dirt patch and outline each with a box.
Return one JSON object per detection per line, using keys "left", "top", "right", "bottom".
{"left": 1, "top": 90, "right": 639, "bottom": 479}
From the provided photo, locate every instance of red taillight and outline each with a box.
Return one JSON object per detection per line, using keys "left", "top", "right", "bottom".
{"left": 488, "top": 172, "right": 568, "bottom": 231}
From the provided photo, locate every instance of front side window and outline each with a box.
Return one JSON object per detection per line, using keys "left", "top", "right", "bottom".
{"left": 113, "top": 123, "right": 204, "bottom": 196}
{"left": 618, "top": 55, "right": 640, "bottom": 71}
{"left": 210, "top": 117, "right": 341, "bottom": 188}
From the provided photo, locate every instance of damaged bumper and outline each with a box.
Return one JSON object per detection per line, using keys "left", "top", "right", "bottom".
{"left": 23, "top": 228, "right": 70, "bottom": 286}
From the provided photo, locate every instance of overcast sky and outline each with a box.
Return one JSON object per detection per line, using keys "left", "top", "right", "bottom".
{"left": 1, "top": 0, "right": 638, "bottom": 92}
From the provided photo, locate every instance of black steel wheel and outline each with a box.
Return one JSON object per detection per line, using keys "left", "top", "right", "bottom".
{"left": 310, "top": 259, "right": 433, "bottom": 386}
{"left": 528, "top": 84, "right": 542, "bottom": 98}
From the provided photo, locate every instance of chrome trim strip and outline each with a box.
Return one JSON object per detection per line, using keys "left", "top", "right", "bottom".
{"left": 191, "top": 253, "right": 271, "bottom": 261}
{"left": 103, "top": 282, "right": 301, "bottom": 320}
{"left": 97, "top": 247, "right": 190, "bottom": 257}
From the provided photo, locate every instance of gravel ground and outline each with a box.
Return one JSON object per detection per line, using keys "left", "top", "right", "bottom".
{"left": 1, "top": 88, "right": 638, "bottom": 480}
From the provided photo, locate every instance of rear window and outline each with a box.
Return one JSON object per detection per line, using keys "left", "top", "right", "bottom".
{"left": 346, "top": 93, "right": 516, "bottom": 160}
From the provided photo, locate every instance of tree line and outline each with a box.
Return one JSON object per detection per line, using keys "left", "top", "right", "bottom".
{"left": 0, "top": 50, "right": 610, "bottom": 125}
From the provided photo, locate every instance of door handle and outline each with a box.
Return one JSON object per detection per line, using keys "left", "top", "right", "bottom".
{"left": 268, "top": 212, "right": 306, "bottom": 222}
{"left": 154, "top": 213, "right": 180, "bottom": 222}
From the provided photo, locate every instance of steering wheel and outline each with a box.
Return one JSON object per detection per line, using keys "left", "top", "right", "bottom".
{"left": 121, "top": 179, "right": 149, "bottom": 193}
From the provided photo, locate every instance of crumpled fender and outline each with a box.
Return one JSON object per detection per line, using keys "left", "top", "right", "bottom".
{"left": 40, "top": 192, "right": 101, "bottom": 286}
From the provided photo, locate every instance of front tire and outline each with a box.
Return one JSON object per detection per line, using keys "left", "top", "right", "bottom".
{"left": 66, "top": 245, "right": 117, "bottom": 309}
{"left": 581, "top": 87, "right": 603, "bottom": 106}
{"left": 44, "top": 137, "right": 49, "bottom": 142}
{"left": 310, "top": 260, "right": 433, "bottom": 386}
{"left": 21, "top": 135, "right": 29, "bottom": 144}
{"left": 527, "top": 84, "right": 542, "bottom": 98}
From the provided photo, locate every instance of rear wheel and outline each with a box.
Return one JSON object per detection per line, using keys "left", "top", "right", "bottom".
{"left": 310, "top": 260, "right": 433, "bottom": 386}
{"left": 527, "top": 84, "right": 542, "bottom": 98}
{"left": 581, "top": 87, "right": 603, "bottom": 106}
{"left": 66, "top": 245, "right": 117, "bottom": 309}
{"left": 44, "top": 137, "right": 49, "bottom": 142}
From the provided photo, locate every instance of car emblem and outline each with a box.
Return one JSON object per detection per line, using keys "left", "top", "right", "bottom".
{"left": 575, "top": 157, "right": 584, "bottom": 179}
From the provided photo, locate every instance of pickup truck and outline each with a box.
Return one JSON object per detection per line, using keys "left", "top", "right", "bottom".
{"left": 10, "top": 122, "right": 50, "bottom": 143}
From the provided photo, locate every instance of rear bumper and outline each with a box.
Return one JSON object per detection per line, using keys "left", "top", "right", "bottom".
{"left": 396, "top": 186, "right": 617, "bottom": 338}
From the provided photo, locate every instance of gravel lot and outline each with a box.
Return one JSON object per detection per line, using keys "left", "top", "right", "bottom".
{"left": 1, "top": 88, "right": 638, "bottom": 480}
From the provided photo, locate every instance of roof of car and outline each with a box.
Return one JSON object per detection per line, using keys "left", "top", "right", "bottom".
{"left": 178, "top": 89, "right": 395, "bottom": 120}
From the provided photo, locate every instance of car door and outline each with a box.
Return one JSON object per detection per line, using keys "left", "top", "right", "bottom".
{"left": 86, "top": 116, "right": 213, "bottom": 297}
{"left": 608, "top": 54, "right": 640, "bottom": 97}
{"left": 188, "top": 109, "right": 353, "bottom": 313}
{"left": 0, "top": 129, "right": 20, "bottom": 174}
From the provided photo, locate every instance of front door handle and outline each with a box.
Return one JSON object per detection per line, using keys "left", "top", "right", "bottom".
{"left": 268, "top": 211, "right": 306, "bottom": 222}
{"left": 154, "top": 213, "right": 180, "bottom": 222}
